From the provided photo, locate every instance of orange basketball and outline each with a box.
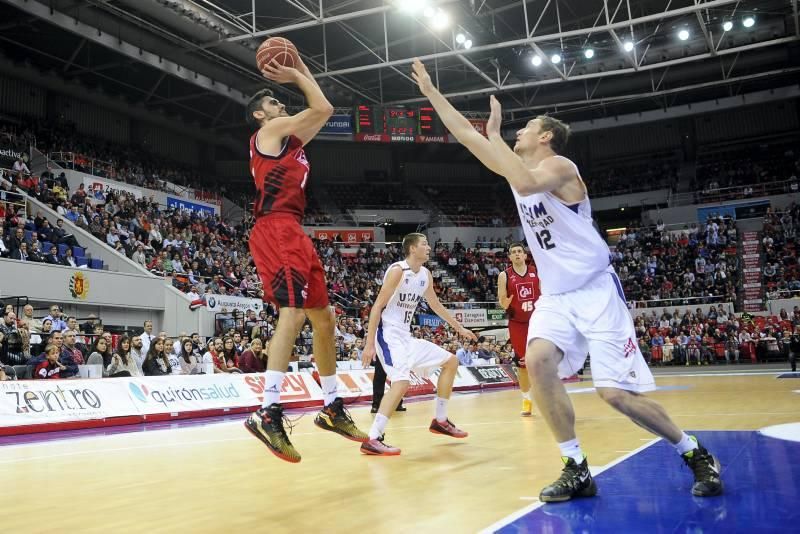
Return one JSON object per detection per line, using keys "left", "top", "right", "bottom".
{"left": 256, "top": 37, "right": 300, "bottom": 71}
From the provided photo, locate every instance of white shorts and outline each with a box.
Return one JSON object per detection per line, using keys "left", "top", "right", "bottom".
{"left": 375, "top": 321, "right": 452, "bottom": 382}
{"left": 527, "top": 269, "right": 655, "bottom": 393}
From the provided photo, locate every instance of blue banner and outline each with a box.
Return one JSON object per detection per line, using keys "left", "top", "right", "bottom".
{"left": 320, "top": 114, "right": 353, "bottom": 135}
{"left": 418, "top": 314, "right": 444, "bottom": 327}
{"left": 167, "top": 196, "right": 216, "bottom": 216}
{"left": 697, "top": 200, "right": 770, "bottom": 224}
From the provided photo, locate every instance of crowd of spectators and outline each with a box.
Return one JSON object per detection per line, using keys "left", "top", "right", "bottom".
{"left": 612, "top": 215, "right": 740, "bottom": 305}
{"left": 762, "top": 204, "right": 800, "bottom": 300}
{"left": 585, "top": 157, "right": 680, "bottom": 197}
{"left": 433, "top": 236, "right": 514, "bottom": 303}
{"left": 634, "top": 305, "right": 800, "bottom": 366}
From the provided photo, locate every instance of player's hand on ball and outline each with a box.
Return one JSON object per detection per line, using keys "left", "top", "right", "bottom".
{"left": 411, "top": 58, "right": 435, "bottom": 95}
{"left": 487, "top": 95, "right": 502, "bottom": 137}
{"left": 261, "top": 59, "right": 301, "bottom": 84}
{"left": 361, "top": 344, "right": 376, "bottom": 367}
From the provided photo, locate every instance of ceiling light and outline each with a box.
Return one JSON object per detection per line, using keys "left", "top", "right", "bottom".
{"left": 723, "top": 21, "right": 733, "bottom": 32}
{"left": 743, "top": 16, "right": 755, "bottom": 28}
{"left": 550, "top": 53, "right": 561, "bottom": 64}
{"left": 623, "top": 41, "right": 634, "bottom": 52}
{"left": 464, "top": 39, "right": 473, "bottom": 50}
{"left": 431, "top": 9, "right": 449, "bottom": 30}
{"left": 584, "top": 48, "right": 594, "bottom": 59}
{"left": 531, "top": 55, "right": 542, "bottom": 66}
{"left": 398, "top": 0, "right": 427, "bottom": 15}
{"left": 456, "top": 33, "right": 466, "bottom": 44}
{"left": 678, "top": 29, "right": 690, "bottom": 41}
{"left": 423, "top": 6, "right": 435, "bottom": 18}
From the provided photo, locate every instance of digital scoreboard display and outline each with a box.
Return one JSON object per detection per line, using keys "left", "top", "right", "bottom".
{"left": 355, "top": 104, "right": 382, "bottom": 134}
{"left": 385, "top": 108, "right": 418, "bottom": 136}
{"left": 419, "top": 106, "right": 446, "bottom": 136}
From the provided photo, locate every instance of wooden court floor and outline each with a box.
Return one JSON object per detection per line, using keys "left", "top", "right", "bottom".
{"left": 2, "top": 373, "right": 798, "bottom": 533}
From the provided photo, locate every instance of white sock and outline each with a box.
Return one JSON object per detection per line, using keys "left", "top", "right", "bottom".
{"left": 522, "top": 390, "right": 531, "bottom": 401}
{"left": 261, "top": 370, "right": 284, "bottom": 408}
{"left": 435, "top": 397, "right": 449, "bottom": 422}
{"left": 320, "top": 374, "right": 339, "bottom": 406}
{"left": 674, "top": 433, "right": 698, "bottom": 455}
{"left": 369, "top": 413, "right": 389, "bottom": 440}
{"left": 558, "top": 438, "right": 585, "bottom": 464}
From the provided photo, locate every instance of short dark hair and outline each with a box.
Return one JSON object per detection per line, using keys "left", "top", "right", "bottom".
{"left": 246, "top": 88, "right": 275, "bottom": 128}
{"left": 536, "top": 114, "right": 570, "bottom": 154}
{"left": 402, "top": 233, "right": 427, "bottom": 256}
{"left": 508, "top": 242, "right": 526, "bottom": 253}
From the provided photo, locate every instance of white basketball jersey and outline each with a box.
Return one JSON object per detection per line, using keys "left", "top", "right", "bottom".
{"left": 513, "top": 156, "right": 611, "bottom": 295}
{"left": 380, "top": 260, "right": 429, "bottom": 328}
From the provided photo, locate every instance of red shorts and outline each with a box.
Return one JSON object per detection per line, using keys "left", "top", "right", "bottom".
{"left": 249, "top": 214, "right": 329, "bottom": 309}
{"left": 508, "top": 319, "right": 530, "bottom": 367}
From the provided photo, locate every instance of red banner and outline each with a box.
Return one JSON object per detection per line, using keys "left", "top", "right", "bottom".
{"left": 313, "top": 229, "right": 374, "bottom": 244}
{"left": 468, "top": 119, "right": 488, "bottom": 136}
{"left": 415, "top": 135, "right": 448, "bottom": 143}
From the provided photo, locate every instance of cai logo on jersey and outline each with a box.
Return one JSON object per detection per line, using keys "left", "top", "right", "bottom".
{"left": 517, "top": 282, "right": 534, "bottom": 300}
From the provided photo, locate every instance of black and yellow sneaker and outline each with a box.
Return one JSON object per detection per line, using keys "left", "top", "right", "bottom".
{"left": 682, "top": 439, "right": 723, "bottom": 497}
{"left": 314, "top": 397, "right": 369, "bottom": 443}
{"left": 539, "top": 456, "right": 597, "bottom": 503}
{"left": 244, "top": 404, "right": 301, "bottom": 463}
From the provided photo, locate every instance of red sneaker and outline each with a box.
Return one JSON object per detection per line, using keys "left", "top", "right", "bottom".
{"left": 429, "top": 418, "right": 468, "bottom": 438}
{"left": 360, "top": 436, "right": 401, "bottom": 456}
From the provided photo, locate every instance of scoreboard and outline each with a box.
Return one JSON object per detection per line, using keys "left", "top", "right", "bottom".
{"left": 354, "top": 103, "right": 447, "bottom": 142}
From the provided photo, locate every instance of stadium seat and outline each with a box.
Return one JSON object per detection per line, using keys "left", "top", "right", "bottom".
{"left": 90, "top": 258, "right": 103, "bottom": 270}
{"left": 75, "top": 255, "right": 87, "bottom": 267}
{"left": 24, "top": 230, "right": 32, "bottom": 242}
{"left": 42, "top": 241, "right": 53, "bottom": 253}
{"left": 72, "top": 246, "right": 85, "bottom": 257}
{"left": 58, "top": 243, "right": 69, "bottom": 256}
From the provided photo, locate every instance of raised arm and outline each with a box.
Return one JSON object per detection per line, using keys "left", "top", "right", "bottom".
{"left": 258, "top": 58, "right": 333, "bottom": 147}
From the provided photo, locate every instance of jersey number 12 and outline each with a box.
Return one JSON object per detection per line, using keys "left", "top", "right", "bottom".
{"left": 535, "top": 230, "right": 556, "bottom": 250}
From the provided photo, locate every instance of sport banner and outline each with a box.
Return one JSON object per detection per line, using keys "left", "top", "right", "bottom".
{"left": 312, "top": 229, "right": 374, "bottom": 243}
{"left": 427, "top": 366, "right": 480, "bottom": 389}
{"left": 204, "top": 294, "right": 264, "bottom": 314}
{"left": 335, "top": 369, "right": 376, "bottom": 399}
{"left": 0, "top": 137, "right": 27, "bottom": 168}
{"left": 448, "top": 308, "right": 488, "bottom": 328}
{"left": 126, "top": 374, "right": 256, "bottom": 414}
{"left": 83, "top": 175, "right": 143, "bottom": 200}
{"left": 320, "top": 114, "right": 353, "bottom": 135}
{"left": 466, "top": 365, "right": 516, "bottom": 385}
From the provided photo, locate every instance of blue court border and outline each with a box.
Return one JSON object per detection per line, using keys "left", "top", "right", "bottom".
{"left": 485, "top": 430, "right": 800, "bottom": 533}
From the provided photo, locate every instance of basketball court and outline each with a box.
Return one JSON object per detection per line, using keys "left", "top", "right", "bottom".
{"left": 2, "top": 367, "right": 797, "bottom": 533}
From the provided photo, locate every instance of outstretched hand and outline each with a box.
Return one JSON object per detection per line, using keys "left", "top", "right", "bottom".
{"left": 261, "top": 59, "right": 301, "bottom": 85}
{"left": 411, "top": 58, "right": 435, "bottom": 96}
{"left": 458, "top": 326, "right": 478, "bottom": 341}
{"left": 487, "top": 95, "right": 502, "bottom": 137}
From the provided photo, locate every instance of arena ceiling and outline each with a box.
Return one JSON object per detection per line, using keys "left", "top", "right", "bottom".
{"left": 0, "top": 0, "right": 798, "bottom": 132}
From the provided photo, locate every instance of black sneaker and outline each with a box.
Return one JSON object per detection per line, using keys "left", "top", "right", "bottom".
{"left": 315, "top": 397, "right": 369, "bottom": 443}
{"left": 539, "top": 456, "right": 597, "bottom": 503}
{"left": 682, "top": 439, "right": 723, "bottom": 497}
{"left": 244, "top": 404, "right": 301, "bottom": 463}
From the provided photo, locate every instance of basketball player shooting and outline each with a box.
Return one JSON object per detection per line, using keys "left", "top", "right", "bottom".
{"left": 412, "top": 58, "right": 723, "bottom": 501}
{"left": 497, "top": 242, "right": 539, "bottom": 416}
{"left": 243, "top": 52, "right": 368, "bottom": 463}
{"left": 359, "top": 233, "right": 477, "bottom": 456}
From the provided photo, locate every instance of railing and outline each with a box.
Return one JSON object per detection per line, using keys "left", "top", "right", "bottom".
{"left": 670, "top": 178, "right": 796, "bottom": 207}
{"left": 0, "top": 170, "right": 28, "bottom": 219}
{"left": 628, "top": 296, "right": 732, "bottom": 309}
{"left": 49, "top": 152, "right": 114, "bottom": 178}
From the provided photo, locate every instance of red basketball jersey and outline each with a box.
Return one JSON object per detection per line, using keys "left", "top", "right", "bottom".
{"left": 505, "top": 264, "right": 540, "bottom": 323}
{"left": 249, "top": 133, "right": 310, "bottom": 222}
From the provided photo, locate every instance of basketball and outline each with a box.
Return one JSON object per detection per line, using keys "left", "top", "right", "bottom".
{"left": 256, "top": 37, "right": 300, "bottom": 71}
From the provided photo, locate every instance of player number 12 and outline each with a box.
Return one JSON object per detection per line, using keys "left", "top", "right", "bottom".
{"left": 535, "top": 229, "right": 556, "bottom": 250}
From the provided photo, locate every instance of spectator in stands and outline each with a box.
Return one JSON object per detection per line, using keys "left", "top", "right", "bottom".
{"left": 44, "top": 244, "right": 61, "bottom": 265}
{"left": 106, "top": 335, "right": 140, "bottom": 377}
{"left": 142, "top": 337, "right": 171, "bottom": 376}
{"left": 239, "top": 338, "right": 268, "bottom": 373}
{"left": 31, "top": 319, "right": 52, "bottom": 355}
{"left": 129, "top": 335, "right": 145, "bottom": 373}
{"left": 10, "top": 241, "right": 29, "bottom": 261}
{"left": 34, "top": 345, "right": 65, "bottom": 379}
{"left": 140, "top": 320, "right": 155, "bottom": 354}
{"left": 62, "top": 330, "right": 85, "bottom": 366}
{"left": 177, "top": 338, "right": 201, "bottom": 375}
{"left": 214, "top": 336, "right": 242, "bottom": 373}
{"left": 12, "top": 157, "right": 30, "bottom": 175}
{"left": 455, "top": 342, "right": 472, "bottom": 366}
{"left": 44, "top": 305, "right": 67, "bottom": 332}
{"left": 86, "top": 337, "right": 113, "bottom": 376}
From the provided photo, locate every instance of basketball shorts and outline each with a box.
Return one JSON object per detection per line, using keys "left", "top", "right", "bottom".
{"left": 249, "top": 214, "right": 329, "bottom": 309}
{"left": 527, "top": 269, "right": 655, "bottom": 392}
{"left": 375, "top": 321, "right": 452, "bottom": 382}
{"left": 508, "top": 319, "right": 530, "bottom": 368}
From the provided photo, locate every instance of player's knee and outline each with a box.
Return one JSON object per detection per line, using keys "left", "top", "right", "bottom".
{"left": 596, "top": 387, "right": 629, "bottom": 410}
{"left": 307, "top": 307, "right": 335, "bottom": 332}
{"left": 393, "top": 379, "right": 410, "bottom": 394}
{"left": 278, "top": 307, "right": 305, "bottom": 329}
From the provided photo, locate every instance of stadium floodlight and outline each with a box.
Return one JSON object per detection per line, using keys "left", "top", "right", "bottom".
{"left": 723, "top": 21, "right": 733, "bottom": 32}
{"left": 584, "top": 48, "right": 595, "bottom": 59}
{"left": 398, "top": 0, "right": 427, "bottom": 15}
{"left": 743, "top": 16, "right": 755, "bottom": 28}
{"left": 678, "top": 29, "right": 690, "bottom": 41}
{"left": 423, "top": 6, "right": 436, "bottom": 18}
{"left": 464, "top": 39, "right": 473, "bottom": 50}
{"left": 623, "top": 41, "right": 634, "bottom": 52}
{"left": 431, "top": 9, "right": 450, "bottom": 30}
{"left": 456, "top": 33, "right": 466, "bottom": 44}
{"left": 550, "top": 53, "right": 562, "bottom": 64}
{"left": 531, "top": 55, "right": 542, "bottom": 66}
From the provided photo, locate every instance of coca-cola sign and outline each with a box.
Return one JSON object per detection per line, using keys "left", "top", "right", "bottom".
{"left": 355, "top": 133, "right": 388, "bottom": 143}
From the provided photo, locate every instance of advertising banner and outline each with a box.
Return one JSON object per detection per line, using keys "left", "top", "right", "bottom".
{"left": 320, "top": 114, "right": 353, "bottom": 135}
{"left": 418, "top": 314, "right": 445, "bottom": 328}
{"left": 204, "top": 294, "right": 264, "bottom": 314}
{"left": 0, "top": 137, "right": 27, "bottom": 168}
{"left": 83, "top": 175, "right": 143, "bottom": 200}
{"left": 0, "top": 379, "right": 135, "bottom": 425}
{"left": 335, "top": 369, "right": 377, "bottom": 399}
{"left": 312, "top": 229, "right": 374, "bottom": 243}
{"left": 741, "top": 231, "right": 763, "bottom": 312}
{"left": 448, "top": 308, "right": 488, "bottom": 328}
{"left": 125, "top": 374, "right": 253, "bottom": 414}
{"left": 240, "top": 372, "right": 323, "bottom": 406}
{"left": 427, "top": 366, "right": 481, "bottom": 389}
{"left": 466, "top": 365, "right": 516, "bottom": 385}
{"left": 468, "top": 119, "right": 488, "bottom": 136}
{"left": 166, "top": 196, "right": 216, "bottom": 217}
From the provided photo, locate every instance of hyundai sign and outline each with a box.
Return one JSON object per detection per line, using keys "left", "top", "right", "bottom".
{"left": 320, "top": 114, "right": 353, "bottom": 135}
